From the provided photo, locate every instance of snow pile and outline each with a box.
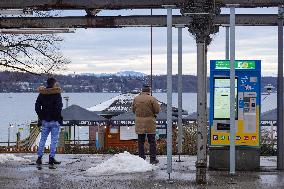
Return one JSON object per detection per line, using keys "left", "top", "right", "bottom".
{"left": 0, "top": 154, "right": 31, "bottom": 163}
{"left": 88, "top": 93, "right": 168, "bottom": 113}
{"left": 88, "top": 93, "right": 138, "bottom": 112}
{"left": 86, "top": 151, "right": 157, "bottom": 176}
{"left": 88, "top": 95, "right": 119, "bottom": 111}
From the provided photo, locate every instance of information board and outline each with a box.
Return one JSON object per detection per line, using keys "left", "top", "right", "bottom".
{"left": 120, "top": 126, "right": 137, "bottom": 140}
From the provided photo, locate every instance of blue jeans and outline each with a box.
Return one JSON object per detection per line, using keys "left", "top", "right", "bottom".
{"left": 37, "top": 120, "right": 60, "bottom": 158}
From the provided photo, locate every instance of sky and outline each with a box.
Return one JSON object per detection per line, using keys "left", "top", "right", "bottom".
{"left": 58, "top": 7, "right": 281, "bottom": 76}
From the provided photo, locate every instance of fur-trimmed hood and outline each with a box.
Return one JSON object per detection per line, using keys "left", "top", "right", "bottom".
{"left": 37, "top": 86, "right": 62, "bottom": 95}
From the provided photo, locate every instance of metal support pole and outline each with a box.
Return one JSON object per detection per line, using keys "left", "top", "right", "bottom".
{"left": 229, "top": 5, "right": 236, "bottom": 174}
{"left": 177, "top": 25, "right": 184, "bottom": 162}
{"left": 78, "top": 126, "right": 80, "bottom": 143}
{"left": 150, "top": 9, "right": 153, "bottom": 96}
{"left": 196, "top": 42, "right": 207, "bottom": 184}
{"left": 277, "top": 5, "right": 284, "bottom": 170}
{"left": 226, "top": 26, "right": 230, "bottom": 59}
{"left": 165, "top": 5, "right": 174, "bottom": 179}
{"left": 205, "top": 45, "right": 208, "bottom": 138}
{"left": 271, "top": 122, "right": 274, "bottom": 146}
{"left": 73, "top": 125, "right": 76, "bottom": 145}
{"left": 8, "top": 125, "right": 10, "bottom": 147}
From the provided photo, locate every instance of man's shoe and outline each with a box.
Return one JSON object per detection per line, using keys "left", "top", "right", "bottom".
{"left": 150, "top": 159, "right": 159, "bottom": 165}
{"left": 49, "top": 156, "right": 61, "bottom": 165}
{"left": 36, "top": 156, "right": 42, "bottom": 165}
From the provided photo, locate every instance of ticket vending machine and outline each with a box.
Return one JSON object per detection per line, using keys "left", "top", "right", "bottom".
{"left": 209, "top": 60, "right": 261, "bottom": 170}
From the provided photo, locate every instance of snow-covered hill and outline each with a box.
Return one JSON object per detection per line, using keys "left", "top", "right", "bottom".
{"left": 79, "top": 71, "right": 146, "bottom": 77}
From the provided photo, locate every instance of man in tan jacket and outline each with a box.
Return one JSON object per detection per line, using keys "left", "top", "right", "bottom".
{"left": 132, "top": 85, "right": 160, "bottom": 164}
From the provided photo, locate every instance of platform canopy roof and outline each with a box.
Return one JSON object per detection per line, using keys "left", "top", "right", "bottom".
{"left": 88, "top": 93, "right": 187, "bottom": 117}
{"left": 62, "top": 104, "right": 108, "bottom": 126}
{"left": 262, "top": 108, "right": 277, "bottom": 121}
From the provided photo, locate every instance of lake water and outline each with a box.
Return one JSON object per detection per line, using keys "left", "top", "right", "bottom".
{"left": 0, "top": 93, "right": 277, "bottom": 143}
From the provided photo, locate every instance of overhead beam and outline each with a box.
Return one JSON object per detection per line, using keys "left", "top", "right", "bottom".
{"left": 0, "top": 28, "right": 75, "bottom": 34}
{"left": 0, "top": 0, "right": 185, "bottom": 10}
{"left": 0, "top": 0, "right": 282, "bottom": 10}
{"left": 216, "top": 14, "right": 281, "bottom": 26}
{"left": 221, "top": 0, "right": 284, "bottom": 8}
{"left": 0, "top": 15, "right": 282, "bottom": 29}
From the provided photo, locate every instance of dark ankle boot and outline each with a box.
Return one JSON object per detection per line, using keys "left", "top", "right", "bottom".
{"left": 36, "top": 156, "right": 42, "bottom": 165}
{"left": 150, "top": 158, "right": 159, "bottom": 165}
{"left": 49, "top": 156, "right": 61, "bottom": 165}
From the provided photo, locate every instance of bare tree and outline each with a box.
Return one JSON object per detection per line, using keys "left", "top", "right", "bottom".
{"left": 0, "top": 11, "right": 70, "bottom": 75}
{"left": 0, "top": 34, "right": 69, "bottom": 75}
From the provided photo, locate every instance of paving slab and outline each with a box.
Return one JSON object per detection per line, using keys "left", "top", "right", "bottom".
{"left": 0, "top": 154, "right": 283, "bottom": 189}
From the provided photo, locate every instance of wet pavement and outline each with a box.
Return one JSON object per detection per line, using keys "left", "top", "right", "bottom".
{"left": 0, "top": 154, "right": 283, "bottom": 189}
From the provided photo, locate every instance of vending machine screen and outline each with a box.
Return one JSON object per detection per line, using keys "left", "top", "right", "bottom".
{"left": 213, "top": 78, "right": 238, "bottom": 119}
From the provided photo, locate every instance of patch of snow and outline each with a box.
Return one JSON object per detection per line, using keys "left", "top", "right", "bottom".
{"left": 23, "top": 155, "right": 35, "bottom": 158}
{"left": 0, "top": 154, "right": 31, "bottom": 163}
{"left": 86, "top": 151, "right": 157, "bottom": 176}
{"left": 88, "top": 93, "right": 138, "bottom": 112}
{"left": 79, "top": 71, "right": 146, "bottom": 77}
{"left": 261, "top": 93, "right": 277, "bottom": 113}
{"left": 116, "top": 71, "right": 146, "bottom": 77}
{"left": 88, "top": 96, "right": 119, "bottom": 111}
{"left": 88, "top": 93, "right": 167, "bottom": 112}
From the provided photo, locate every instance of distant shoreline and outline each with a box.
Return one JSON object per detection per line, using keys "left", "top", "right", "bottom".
{"left": 0, "top": 71, "right": 277, "bottom": 93}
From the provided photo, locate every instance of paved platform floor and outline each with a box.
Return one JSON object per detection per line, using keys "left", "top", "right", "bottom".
{"left": 0, "top": 154, "right": 283, "bottom": 189}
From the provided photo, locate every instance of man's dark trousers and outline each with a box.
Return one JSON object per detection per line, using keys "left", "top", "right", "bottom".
{"left": 138, "top": 134, "right": 156, "bottom": 161}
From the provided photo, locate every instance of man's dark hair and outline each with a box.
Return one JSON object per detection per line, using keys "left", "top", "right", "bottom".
{"left": 47, "top": 77, "right": 57, "bottom": 88}
{"left": 142, "top": 84, "right": 151, "bottom": 93}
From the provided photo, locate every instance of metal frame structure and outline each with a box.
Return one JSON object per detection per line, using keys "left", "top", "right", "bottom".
{"left": 0, "top": 9, "right": 33, "bottom": 15}
{"left": 0, "top": 0, "right": 282, "bottom": 9}
{"left": 0, "top": 28, "right": 75, "bottom": 34}
{"left": 0, "top": 15, "right": 282, "bottom": 28}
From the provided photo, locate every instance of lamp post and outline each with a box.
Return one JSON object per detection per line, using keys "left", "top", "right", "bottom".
{"left": 8, "top": 124, "right": 13, "bottom": 147}
{"left": 63, "top": 96, "right": 69, "bottom": 108}
{"left": 63, "top": 96, "right": 70, "bottom": 141}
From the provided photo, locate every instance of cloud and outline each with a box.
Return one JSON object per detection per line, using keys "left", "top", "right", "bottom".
{"left": 59, "top": 8, "right": 282, "bottom": 76}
